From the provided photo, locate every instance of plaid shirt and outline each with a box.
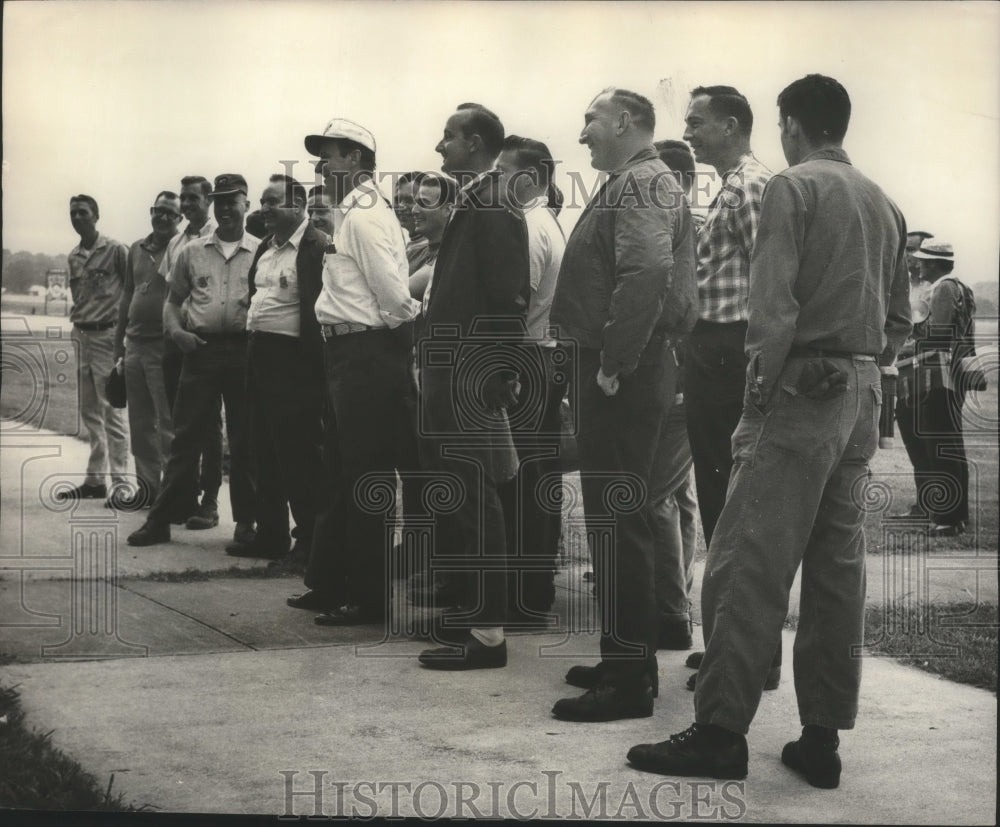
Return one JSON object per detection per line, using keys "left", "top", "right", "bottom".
{"left": 696, "top": 153, "right": 772, "bottom": 323}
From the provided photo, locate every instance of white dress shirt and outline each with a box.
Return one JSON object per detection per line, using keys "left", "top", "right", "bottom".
{"left": 314, "top": 178, "right": 418, "bottom": 328}
{"left": 522, "top": 196, "right": 566, "bottom": 345}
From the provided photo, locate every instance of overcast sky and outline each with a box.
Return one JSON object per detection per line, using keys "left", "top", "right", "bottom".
{"left": 3, "top": 0, "right": 998, "bottom": 279}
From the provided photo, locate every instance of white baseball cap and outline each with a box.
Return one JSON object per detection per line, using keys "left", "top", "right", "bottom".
{"left": 912, "top": 240, "right": 954, "bottom": 262}
{"left": 305, "top": 118, "right": 376, "bottom": 155}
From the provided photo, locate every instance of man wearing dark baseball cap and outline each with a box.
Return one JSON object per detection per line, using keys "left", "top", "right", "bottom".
{"left": 129, "top": 174, "right": 261, "bottom": 551}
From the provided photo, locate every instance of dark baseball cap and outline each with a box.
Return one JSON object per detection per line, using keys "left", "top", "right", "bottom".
{"left": 208, "top": 173, "right": 249, "bottom": 198}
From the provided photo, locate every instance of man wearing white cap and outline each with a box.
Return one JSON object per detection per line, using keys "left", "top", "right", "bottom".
{"left": 295, "top": 118, "right": 420, "bottom": 624}
{"left": 905, "top": 239, "right": 974, "bottom": 536}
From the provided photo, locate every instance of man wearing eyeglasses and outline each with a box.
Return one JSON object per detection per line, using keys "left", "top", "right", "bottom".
{"left": 112, "top": 191, "right": 183, "bottom": 505}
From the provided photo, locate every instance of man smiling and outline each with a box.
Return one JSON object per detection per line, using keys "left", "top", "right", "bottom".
{"left": 128, "top": 174, "right": 259, "bottom": 549}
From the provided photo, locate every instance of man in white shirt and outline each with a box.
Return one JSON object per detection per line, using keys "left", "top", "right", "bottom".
{"left": 495, "top": 135, "right": 568, "bottom": 620}
{"left": 300, "top": 118, "right": 420, "bottom": 625}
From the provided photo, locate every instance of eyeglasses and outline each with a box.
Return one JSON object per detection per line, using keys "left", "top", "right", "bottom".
{"left": 150, "top": 207, "right": 182, "bottom": 218}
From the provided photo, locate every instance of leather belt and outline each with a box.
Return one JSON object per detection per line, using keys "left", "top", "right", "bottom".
{"left": 74, "top": 321, "right": 115, "bottom": 332}
{"left": 789, "top": 346, "right": 876, "bottom": 362}
{"left": 320, "top": 322, "right": 376, "bottom": 341}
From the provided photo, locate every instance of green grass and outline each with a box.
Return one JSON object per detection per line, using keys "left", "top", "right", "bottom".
{"left": 0, "top": 684, "right": 145, "bottom": 811}
{"left": 786, "top": 602, "right": 998, "bottom": 693}
{"left": 863, "top": 601, "right": 998, "bottom": 691}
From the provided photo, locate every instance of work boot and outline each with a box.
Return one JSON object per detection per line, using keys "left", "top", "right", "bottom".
{"left": 127, "top": 519, "right": 171, "bottom": 547}
{"left": 186, "top": 498, "right": 220, "bottom": 530}
{"left": 781, "top": 725, "right": 841, "bottom": 789}
{"left": 224, "top": 522, "right": 257, "bottom": 554}
{"left": 552, "top": 674, "right": 654, "bottom": 722}
{"left": 564, "top": 658, "right": 659, "bottom": 697}
{"left": 627, "top": 723, "right": 748, "bottom": 779}
{"left": 56, "top": 482, "right": 106, "bottom": 501}
{"left": 658, "top": 617, "right": 693, "bottom": 650}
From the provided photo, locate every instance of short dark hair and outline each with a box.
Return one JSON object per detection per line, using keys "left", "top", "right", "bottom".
{"left": 327, "top": 139, "right": 377, "bottom": 175}
{"left": 180, "top": 175, "right": 212, "bottom": 197}
{"left": 412, "top": 171, "right": 459, "bottom": 207}
{"left": 654, "top": 139, "right": 696, "bottom": 191}
{"left": 397, "top": 171, "right": 421, "bottom": 188}
{"left": 307, "top": 184, "right": 328, "bottom": 200}
{"left": 549, "top": 183, "right": 564, "bottom": 216}
{"left": 268, "top": 174, "right": 307, "bottom": 208}
{"left": 456, "top": 102, "right": 506, "bottom": 157}
{"left": 690, "top": 85, "right": 754, "bottom": 136}
{"left": 154, "top": 190, "right": 180, "bottom": 204}
{"left": 502, "top": 135, "right": 556, "bottom": 191}
{"left": 777, "top": 74, "right": 851, "bottom": 144}
{"left": 70, "top": 194, "right": 99, "bottom": 216}
{"left": 601, "top": 88, "right": 656, "bottom": 133}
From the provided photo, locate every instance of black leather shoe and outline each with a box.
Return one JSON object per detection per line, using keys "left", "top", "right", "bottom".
{"left": 781, "top": 727, "right": 841, "bottom": 788}
{"left": 127, "top": 520, "right": 170, "bottom": 547}
{"left": 627, "top": 723, "right": 748, "bottom": 779}
{"left": 658, "top": 619, "right": 693, "bottom": 650}
{"left": 56, "top": 482, "right": 107, "bottom": 501}
{"left": 687, "top": 665, "right": 779, "bottom": 691}
{"left": 565, "top": 660, "right": 659, "bottom": 698}
{"left": 419, "top": 634, "right": 508, "bottom": 670}
{"left": 685, "top": 651, "right": 704, "bottom": 669}
{"left": 286, "top": 590, "right": 337, "bottom": 612}
{"left": 226, "top": 536, "right": 289, "bottom": 559}
{"left": 186, "top": 501, "right": 220, "bottom": 530}
{"left": 224, "top": 522, "right": 257, "bottom": 554}
{"left": 551, "top": 680, "right": 654, "bottom": 722}
{"left": 314, "top": 604, "right": 384, "bottom": 626}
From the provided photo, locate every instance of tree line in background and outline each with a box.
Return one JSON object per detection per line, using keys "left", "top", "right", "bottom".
{"left": 2, "top": 249, "right": 70, "bottom": 294}
{"left": 0, "top": 246, "right": 996, "bottom": 316}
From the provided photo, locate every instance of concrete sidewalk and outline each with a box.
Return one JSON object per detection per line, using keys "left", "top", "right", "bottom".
{"left": 1, "top": 423, "right": 997, "bottom": 821}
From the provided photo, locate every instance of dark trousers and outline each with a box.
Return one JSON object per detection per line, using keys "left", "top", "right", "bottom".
{"left": 498, "top": 345, "right": 568, "bottom": 613}
{"left": 575, "top": 347, "right": 672, "bottom": 685}
{"left": 150, "top": 336, "right": 255, "bottom": 524}
{"left": 163, "top": 338, "right": 224, "bottom": 506}
{"left": 899, "top": 386, "right": 969, "bottom": 526}
{"left": 306, "top": 330, "right": 418, "bottom": 615}
{"left": 420, "top": 363, "right": 511, "bottom": 629}
{"left": 683, "top": 320, "right": 748, "bottom": 546}
{"left": 684, "top": 319, "right": 781, "bottom": 671}
{"left": 247, "top": 333, "right": 325, "bottom": 549}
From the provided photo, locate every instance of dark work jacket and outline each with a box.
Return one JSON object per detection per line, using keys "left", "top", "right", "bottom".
{"left": 423, "top": 169, "right": 530, "bottom": 340}
{"left": 550, "top": 147, "right": 694, "bottom": 377}
{"left": 247, "top": 221, "right": 329, "bottom": 380}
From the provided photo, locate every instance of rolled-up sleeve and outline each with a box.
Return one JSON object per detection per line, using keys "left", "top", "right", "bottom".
{"left": 745, "top": 175, "right": 804, "bottom": 404}
{"left": 601, "top": 174, "right": 677, "bottom": 376}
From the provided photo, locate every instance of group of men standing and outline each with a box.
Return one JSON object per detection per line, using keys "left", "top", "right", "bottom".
{"left": 61, "top": 72, "right": 983, "bottom": 788}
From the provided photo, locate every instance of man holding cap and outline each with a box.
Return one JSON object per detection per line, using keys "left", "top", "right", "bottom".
{"left": 128, "top": 174, "right": 260, "bottom": 548}
{"left": 59, "top": 194, "right": 130, "bottom": 505}
{"left": 289, "top": 119, "right": 419, "bottom": 623}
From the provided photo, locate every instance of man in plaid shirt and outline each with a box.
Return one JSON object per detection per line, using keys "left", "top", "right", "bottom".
{"left": 680, "top": 86, "right": 781, "bottom": 690}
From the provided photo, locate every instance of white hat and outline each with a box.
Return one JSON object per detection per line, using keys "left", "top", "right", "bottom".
{"left": 912, "top": 240, "right": 954, "bottom": 261}
{"left": 304, "top": 118, "right": 376, "bottom": 155}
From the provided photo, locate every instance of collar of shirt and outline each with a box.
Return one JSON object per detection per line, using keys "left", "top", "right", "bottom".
{"left": 140, "top": 231, "right": 173, "bottom": 254}
{"left": 270, "top": 216, "right": 308, "bottom": 252}
{"left": 721, "top": 152, "right": 761, "bottom": 183}
{"left": 184, "top": 218, "right": 217, "bottom": 240}
{"left": 338, "top": 177, "right": 389, "bottom": 215}
{"left": 456, "top": 169, "right": 496, "bottom": 205}
{"left": 522, "top": 195, "right": 550, "bottom": 213}
{"left": 70, "top": 233, "right": 109, "bottom": 258}
{"left": 798, "top": 147, "right": 852, "bottom": 166}
{"left": 204, "top": 231, "right": 255, "bottom": 254}
{"left": 610, "top": 146, "right": 659, "bottom": 176}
